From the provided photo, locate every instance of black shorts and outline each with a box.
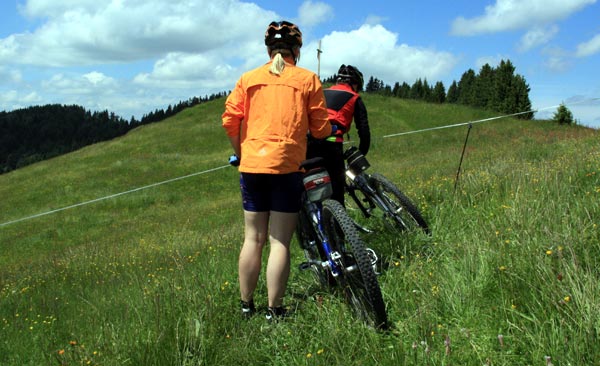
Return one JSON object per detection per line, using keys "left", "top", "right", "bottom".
{"left": 240, "top": 172, "right": 303, "bottom": 213}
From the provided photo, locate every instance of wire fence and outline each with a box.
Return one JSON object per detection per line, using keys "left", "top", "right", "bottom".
{"left": 1, "top": 98, "right": 597, "bottom": 228}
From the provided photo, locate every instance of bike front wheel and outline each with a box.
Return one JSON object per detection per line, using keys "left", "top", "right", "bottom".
{"left": 321, "top": 199, "right": 388, "bottom": 329}
{"left": 370, "top": 173, "right": 430, "bottom": 234}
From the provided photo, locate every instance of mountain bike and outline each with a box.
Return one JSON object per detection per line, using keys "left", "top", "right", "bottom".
{"left": 296, "top": 157, "right": 388, "bottom": 329}
{"left": 343, "top": 146, "right": 430, "bottom": 235}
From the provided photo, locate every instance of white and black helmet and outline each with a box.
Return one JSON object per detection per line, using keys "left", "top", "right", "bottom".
{"left": 337, "top": 64, "right": 364, "bottom": 91}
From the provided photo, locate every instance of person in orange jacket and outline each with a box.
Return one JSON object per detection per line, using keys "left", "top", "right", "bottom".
{"left": 222, "top": 20, "right": 332, "bottom": 320}
{"left": 307, "top": 64, "right": 371, "bottom": 206}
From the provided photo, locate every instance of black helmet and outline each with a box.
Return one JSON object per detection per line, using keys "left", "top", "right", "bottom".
{"left": 337, "top": 64, "right": 364, "bottom": 91}
{"left": 264, "top": 21, "right": 303, "bottom": 49}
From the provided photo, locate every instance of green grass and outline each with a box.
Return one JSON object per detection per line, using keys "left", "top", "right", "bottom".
{"left": 1, "top": 95, "right": 599, "bottom": 365}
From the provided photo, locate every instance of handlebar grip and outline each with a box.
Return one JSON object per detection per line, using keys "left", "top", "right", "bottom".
{"left": 229, "top": 154, "right": 240, "bottom": 167}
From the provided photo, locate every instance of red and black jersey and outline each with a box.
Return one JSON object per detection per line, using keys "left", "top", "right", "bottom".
{"left": 323, "top": 83, "right": 370, "bottom": 155}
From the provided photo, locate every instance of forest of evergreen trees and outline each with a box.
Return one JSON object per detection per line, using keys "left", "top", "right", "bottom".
{"left": 2, "top": 59, "right": 532, "bottom": 174}
{"left": 324, "top": 59, "right": 533, "bottom": 120}
{"left": 0, "top": 92, "right": 227, "bottom": 174}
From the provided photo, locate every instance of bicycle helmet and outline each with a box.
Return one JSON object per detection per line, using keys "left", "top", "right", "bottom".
{"left": 337, "top": 64, "right": 364, "bottom": 91}
{"left": 264, "top": 20, "right": 303, "bottom": 49}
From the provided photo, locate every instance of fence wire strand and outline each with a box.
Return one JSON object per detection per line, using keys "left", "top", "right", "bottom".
{"left": 1, "top": 98, "right": 598, "bottom": 228}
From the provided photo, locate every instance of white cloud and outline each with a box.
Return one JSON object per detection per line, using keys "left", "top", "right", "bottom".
{"left": 298, "top": 1, "right": 334, "bottom": 28}
{"left": 576, "top": 33, "right": 600, "bottom": 57}
{"left": 3, "top": 0, "right": 276, "bottom": 67}
{"left": 364, "top": 15, "right": 387, "bottom": 26}
{"left": 83, "top": 71, "right": 114, "bottom": 86}
{"left": 42, "top": 72, "right": 118, "bottom": 96}
{"left": 0, "top": 2, "right": 460, "bottom": 119}
{"left": 0, "top": 66, "right": 22, "bottom": 84}
{"left": 133, "top": 52, "right": 238, "bottom": 89}
{"left": 475, "top": 55, "right": 510, "bottom": 69}
{"left": 518, "top": 25, "right": 559, "bottom": 52}
{"left": 305, "top": 24, "right": 457, "bottom": 84}
{"left": 541, "top": 46, "right": 571, "bottom": 72}
{"left": 544, "top": 56, "right": 570, "bottom": 72}
{"left": 23, "top": 71, "right": 164, "bottom": 117}
{"left": 18, "top": 0, "right": 100, "bottom": 18}
{"left": 0, "top": 35, "right": 20, "bottom": 60}
{"left": 450, "top": 0, "right": 595, "bottom": 36}
{"left": 0, "top": 90, "right": 42, "bottom": 111}
{"left": 133, "top": 22, "right": 458, "bottom": 112}
{"left": 0, "top": 0, "right": 286, "bottom": 118}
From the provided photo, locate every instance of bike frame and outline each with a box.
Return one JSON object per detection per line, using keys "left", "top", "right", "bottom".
{"left": 345, "top": 169, "right": 388, "bottom": 218}
{"left": 301, "top": 197, "right": 343, "bottom": 277}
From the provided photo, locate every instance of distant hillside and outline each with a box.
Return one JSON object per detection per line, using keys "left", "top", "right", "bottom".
{"left": 0, "top": 93, "right": 227, "bottom": 174}
{"left": 0, "top": 104, "right": 137, "bottom": 174}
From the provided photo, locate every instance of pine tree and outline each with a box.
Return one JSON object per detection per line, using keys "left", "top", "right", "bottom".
{"left": 410, "top": 78, "right": 424, "bottom": 100}
{"left": 457, "top": 69, "right": 476, "bottom": 105}
{"left": 493, "top": 60, "right": 516, "bottom": 113}
{"left": 432, "top": 81, "right": 446, "bottom": 103}
{"left": 399, "top": 82, "right": 411, "bottom": 98}
{"left": 422, "top": 79, "right": 432, "bottom": 102}
{"left": 512, "top": 75, "right": 533, "bottom": 119}
{"left": 392, "top": 82, "right": 401, "bottom": 97}
{"left": 474, "top": 63, "right": 495, "bottom": 108}
{"left": 553, "top": 103, "right": 574, "bottom": 124}
{"left": 366, "top": 76, "right": 379, "bottom": 92}
{"left": 446, "top": 81, "right": 459, "bottom": 103}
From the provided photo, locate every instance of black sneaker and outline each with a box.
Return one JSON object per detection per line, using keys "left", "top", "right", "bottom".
{"left": 265, "top": 306, "right": 288, "bottom": 322}
{"left": 240, "top": 300, "right": 256, "bottom": 319}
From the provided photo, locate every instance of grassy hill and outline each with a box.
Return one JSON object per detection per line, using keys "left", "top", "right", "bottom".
{"left": 1, "top": 95, "right": 598, "bottom": 365}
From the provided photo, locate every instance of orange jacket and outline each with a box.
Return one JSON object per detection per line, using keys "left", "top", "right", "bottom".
{"left": 222, "top": 60, "right": 331, "bottom": 174}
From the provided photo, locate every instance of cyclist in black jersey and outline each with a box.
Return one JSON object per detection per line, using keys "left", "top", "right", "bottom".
{"left": 307, "top": 64, "right": 371, "bottom": 206}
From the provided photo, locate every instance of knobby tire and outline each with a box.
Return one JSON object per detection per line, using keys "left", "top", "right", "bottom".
{"left": 370, "top": 173, "right": 430, "bottom": 234}
{"left": 321, "top": 199, "right": 388, "bottom": 329}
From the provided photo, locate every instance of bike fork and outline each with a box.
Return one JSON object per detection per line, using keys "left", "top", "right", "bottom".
{"left": 314, "top": 208, "right": 342, "bottom": 277}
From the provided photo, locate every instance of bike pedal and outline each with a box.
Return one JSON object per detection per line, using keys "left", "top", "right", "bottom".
{"left": 365, "top": 248, "right": 380, "bottom": 275}
{"left": 353, "top": 222, "right": 373, "bottom": 233}
{"left": 298, "top": 262, "right": 312, "bottom": 271}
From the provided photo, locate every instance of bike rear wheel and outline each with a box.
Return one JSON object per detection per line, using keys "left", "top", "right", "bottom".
{"left": 370, "top": 173, "right": 430, "bottom": 234}
{"left": 321, "top": 199, "right": 388, "bottom": 329}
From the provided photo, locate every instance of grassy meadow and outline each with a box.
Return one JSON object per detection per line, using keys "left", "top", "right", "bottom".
{"left": 1, "top": 95, "right": 599, "bottom": 365}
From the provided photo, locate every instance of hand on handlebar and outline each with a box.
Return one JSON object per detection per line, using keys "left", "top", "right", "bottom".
{"left": 228, "top": 154, "right": 240, "bottom": 167}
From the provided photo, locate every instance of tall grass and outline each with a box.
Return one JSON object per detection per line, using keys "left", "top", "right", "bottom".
{"left": 1, "top": 96, "right": 598, "bottom": 365}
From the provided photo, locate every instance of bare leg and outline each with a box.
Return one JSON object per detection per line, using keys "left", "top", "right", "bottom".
{"left": 266, "top": 211, "right": 298, "bottom": 308}
{"left": 239, "top": 210, "right": 269, "bottom": 303}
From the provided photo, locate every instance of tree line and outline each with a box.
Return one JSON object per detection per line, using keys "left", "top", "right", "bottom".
{"left": 0, "top": 93, "right": 226, "bottom": 174}
{"left": 324, "top": 59, "right": 533, "bottom": 120}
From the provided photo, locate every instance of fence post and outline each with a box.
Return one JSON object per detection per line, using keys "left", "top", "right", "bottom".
{"left": 454, "top": 123, "right": 473, "bottom": 193}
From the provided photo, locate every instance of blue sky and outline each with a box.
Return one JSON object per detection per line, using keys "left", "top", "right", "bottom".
{"left": 1, "top": 0, "right": 599, "bottom": 128}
